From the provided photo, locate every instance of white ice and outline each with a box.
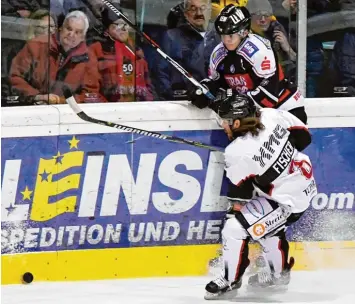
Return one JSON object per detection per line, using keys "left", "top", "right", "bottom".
{"left": 2, "top": 270, "right": 355, "bottom": 304}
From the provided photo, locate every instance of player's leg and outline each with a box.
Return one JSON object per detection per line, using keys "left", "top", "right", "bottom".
{"left": 204, "top": 216, "right": 250, "bottom": 299}
{"left": 248, "top": 212, "right": 304, "bottom": 290}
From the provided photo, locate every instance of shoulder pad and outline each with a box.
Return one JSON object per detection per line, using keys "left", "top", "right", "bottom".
{"left": 237, "top": 35, "right": 276, "bottom": 77}
{"left": 253, "top": 34, "right": 272, "bottom": 50}
{"left": 211, "top": 42, "right": 227, "bottom": 67}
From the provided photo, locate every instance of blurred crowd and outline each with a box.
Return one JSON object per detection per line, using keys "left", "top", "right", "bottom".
{"left": 1, "top": 0, "right": 355, "bottom": 106}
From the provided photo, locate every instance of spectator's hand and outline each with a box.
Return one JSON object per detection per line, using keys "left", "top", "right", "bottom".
{"left": 17, "top": 10, "right": 31, "bottom": 18}
{"left": 273, "top": 30, "right": 291, "bottom": 52}
{"left": 290, "top": 0, "right": 297, "bottom": 13}
{"left": 34, "top": 94, "right": 61, "bottom": 105}
{"left": 34, "top": 94, "right": 49, "bottom": 105}
{"left": 48, "top": 94, "right": 61, "bottom": 104}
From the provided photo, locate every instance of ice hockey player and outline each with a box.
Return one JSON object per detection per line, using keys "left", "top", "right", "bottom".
{"left": 188, "top": 4, "right": 307, "bottom": 124}
{"left": 203, "top": 92, "right": 317, "bottom": 300}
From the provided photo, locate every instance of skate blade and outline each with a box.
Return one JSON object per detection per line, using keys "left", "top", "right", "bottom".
{"left": 246, "top": 284, "right": 288, "bottom": 295}
{"left": 204, "top": 288, "right": 239, "bottom": 300}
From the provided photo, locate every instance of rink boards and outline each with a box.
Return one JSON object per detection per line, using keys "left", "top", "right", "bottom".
{"left": 1, "top": 100, "right": 355, "bottom": 284}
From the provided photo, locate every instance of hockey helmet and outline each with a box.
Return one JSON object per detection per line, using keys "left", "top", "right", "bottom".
{"left": 215, "top": 4, "right": 251, "bottom": 36}
{"left": 217, "top": 91, "right": 256, "bottom": 125}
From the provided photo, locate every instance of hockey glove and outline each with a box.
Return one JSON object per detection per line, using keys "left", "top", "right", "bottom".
{"left": 187, "top": 78, "right": 216, "bottom": 109}
{"left": 187, "top": 85, "right": 210, "bottom": 109}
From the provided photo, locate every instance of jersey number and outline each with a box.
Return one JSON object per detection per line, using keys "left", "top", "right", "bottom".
{"left": 289, "top": 160, "right": 313, "bottom": 179}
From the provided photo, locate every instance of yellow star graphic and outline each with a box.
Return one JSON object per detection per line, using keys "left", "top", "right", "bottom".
{"left": 68, "top": 136, "right": 80, "bottom": 149}
{"left": 53, "top": 151, "right": 62, "bottom": 158}
{"left": 21, "top": 186, "right": 33, "bottom": 201}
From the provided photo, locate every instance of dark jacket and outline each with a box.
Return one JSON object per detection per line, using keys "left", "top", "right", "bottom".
{"left": 5, "top": 0, "right": 40, "bottom": 12}
{"left": 328, "top": 31, "right": 355, "bottom": 96}
{"left": 155, "top": 21, "right": 219, "bottom": 100}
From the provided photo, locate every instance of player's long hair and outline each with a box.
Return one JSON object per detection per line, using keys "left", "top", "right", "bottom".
{"left": 234, "top": 111, "right": 264, "bottom": 137}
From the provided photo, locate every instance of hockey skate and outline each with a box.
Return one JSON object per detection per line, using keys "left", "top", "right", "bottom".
{"left": 247, "top": 257, "right": 295, "bottom": 293}
{"left": 204, "top": 276, "right": 242, "bottom": 300}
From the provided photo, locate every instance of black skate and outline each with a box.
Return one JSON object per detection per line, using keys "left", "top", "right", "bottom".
{"left": 247, "top": 257, "right": 295, "bottom": 293}
{"left": 204, "top": 276, "right": 242, "bottom": 300}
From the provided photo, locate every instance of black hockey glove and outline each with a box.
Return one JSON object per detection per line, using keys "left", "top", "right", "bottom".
{"left": 187, "top": 79, "right": 215, "bottom": 109}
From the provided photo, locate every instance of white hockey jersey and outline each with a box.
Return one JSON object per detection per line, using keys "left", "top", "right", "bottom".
{"left": 224, "top": 108, "right": 317, "bottom": 213}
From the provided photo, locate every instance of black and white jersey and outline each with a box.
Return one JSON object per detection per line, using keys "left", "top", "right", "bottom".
{"left": 207, "top": 34, "right": 305, "bottom": 120}
{"left": 225, "top": 108, "right": 317, "bottom": 213}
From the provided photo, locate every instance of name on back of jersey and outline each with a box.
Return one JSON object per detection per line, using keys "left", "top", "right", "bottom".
{"left": 240, "top": 41, "right": 259, "bottom": 58}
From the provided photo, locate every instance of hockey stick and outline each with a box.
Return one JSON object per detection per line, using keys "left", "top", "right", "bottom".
{"left": 63, "top": 87, "right": 222, "bottom": 152}
{"left": 100, "top": 0, "right": 215, "bottom": 100}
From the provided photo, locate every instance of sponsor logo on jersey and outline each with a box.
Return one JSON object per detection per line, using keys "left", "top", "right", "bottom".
{"left": 303, "top": 179, "right": 317, "bottom": 196}
{"left": 248, "top": 207, "right": 286, "bottom": 240}
{"left": 252, "top": 124, "right": 287, "bottom": 167}
{"left": 246, "top": 199, "right": 265, "bottom": 218}
{"left": 230, "top": 64, "right": 235, "bottom": 73}
{"left": 212, "top": 46, "right": 227, "bottom": 66}
{"left": 261, "top": 57, "right": 271, "bottom": 71}
{"left": 293, "top": 90, "right": 302, "bottom": 101}
{"left": 224, "top": 74, "right": 253, "bottom": 93}
{"left": 252, "top": 223, "right": 265, "bottom": 237}
{"left": 241, "top": 41, "right": 259, "bottom": 57}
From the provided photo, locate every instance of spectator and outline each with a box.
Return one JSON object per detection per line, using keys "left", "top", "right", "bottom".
{"left": 135, "top": 46, "right": 155, "bottom": 101}
{"left": 2, "top": 9, "right": 56, "bottom": 106}
{"left": 246, "top": 0, "right": 296, "bottom": 80}
{"left": 3, "top": 0, "right": 41, "bottom": 18}
{"left": 9, "top": 10, "right": 105, "bottom": 105}
{"left": 27, "top": 9, "right": 57, "bottom": 40}
{"left": 90, "top": 5, "right": 154, "bottom": 102}
{"left": 155, "top": 0, "right": 219, "bottom": 100}
{"left": 328, "top": 0, "right": 355, "bottom": 97}
{"left": 282, "top": 0, "right": 327, "bottom": 97}
{"left": 62, "top": 0, "right": 121, "bottom": 44}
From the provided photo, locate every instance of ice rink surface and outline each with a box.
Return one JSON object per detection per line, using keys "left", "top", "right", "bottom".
{"left": 2, "top": 270, "right": 355, "bottom": 304}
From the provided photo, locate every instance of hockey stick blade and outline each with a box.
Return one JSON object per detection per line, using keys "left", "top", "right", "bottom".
{"left": 63, "top": 87, "right": 223, "bottom": 152}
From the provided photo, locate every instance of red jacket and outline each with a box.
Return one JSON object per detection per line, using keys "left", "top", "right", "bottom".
{"left": 90, "top": 38, "right": 153, "bottom": 102}
{"left": 10, "top": 33, "right": 106, "bottom": 103}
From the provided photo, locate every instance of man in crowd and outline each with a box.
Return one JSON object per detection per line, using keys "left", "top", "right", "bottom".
{"left": 155, "top": 0, "right": 219, "bottom": 100}
{"left": 90, "top": 5, "right": 154, "bottom": 102}
{"left": 9, "top": 10, "right": 105, "bottom": 104}
{"left": 247, "top": 0, "right": 296, "bottom": 81}
{"left": 328, "top": 0, "right": 355, "bottom": 97}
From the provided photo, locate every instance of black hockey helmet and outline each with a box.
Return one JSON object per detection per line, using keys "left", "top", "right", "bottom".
{"left": 215, "top": 4, "right": 251, "bottom": 35}
{"left": 217, "top": 91, "right": 256, "bottom": 125}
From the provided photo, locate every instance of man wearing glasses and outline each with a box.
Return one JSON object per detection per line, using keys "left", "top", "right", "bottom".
{"left": 90, "top": 5, "right": 154, "bottom": 102}
{"left": 155, "top": 0, "right": 219, "bottom": 100}
{"left": 246, "top": 0, "right": 297, "bottom": 81}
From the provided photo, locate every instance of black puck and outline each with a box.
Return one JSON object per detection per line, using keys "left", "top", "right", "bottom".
{"left": 22, "top": 272, "right": 34, "bottom": 284}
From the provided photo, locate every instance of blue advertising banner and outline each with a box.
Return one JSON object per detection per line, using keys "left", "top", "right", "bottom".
{"left": 1, "top": 128, "right": 355, "bottom": 254}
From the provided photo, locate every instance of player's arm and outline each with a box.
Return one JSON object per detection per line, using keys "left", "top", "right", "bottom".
{"left": 280, "top": 110, "right": 312, "bottom": 151}
{"left": 238, "top": 45, "right": 280, "bottom": 109}
{"left": 225, "top": 152, "right": 259, "bottom": 207}
{"left": 188, "top": 43, "right": 228, "bottom": 109}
